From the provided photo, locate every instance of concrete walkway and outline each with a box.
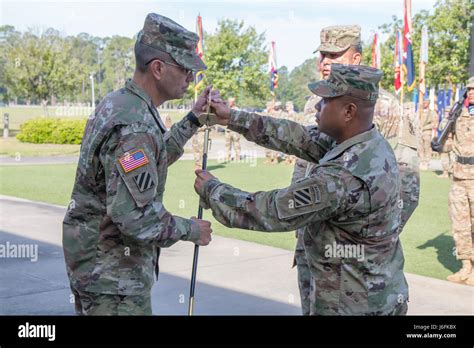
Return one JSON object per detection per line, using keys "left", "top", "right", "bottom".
{"left": 0, "top": 195, "right": 472, "bottom": 315}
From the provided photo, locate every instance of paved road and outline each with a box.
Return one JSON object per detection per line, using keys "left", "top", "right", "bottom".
{"left": 0, "top": 195, "right": 471, "bottom": 315}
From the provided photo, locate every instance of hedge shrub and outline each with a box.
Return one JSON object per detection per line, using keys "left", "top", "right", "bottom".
{"left": 16, "top": 118, "right": 87, "bottom": 144}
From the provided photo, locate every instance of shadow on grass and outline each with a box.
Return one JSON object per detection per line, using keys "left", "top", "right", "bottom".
{"left": 206, "top": 164, "right": 226, "bottom": 171}
{"left": 417, "top": 232, "right": 461, "bottom": 273}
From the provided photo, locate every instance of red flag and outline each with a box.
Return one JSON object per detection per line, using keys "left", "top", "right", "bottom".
{"left": 268, "top": 41, "right": 279, "bottom": 94}
{"left": 194, "top": 14, "right": 204, "bottom": 96}
{"left": 403, "top": 0, "right": 415, "bottom": 91}
{"left": 394, "top": 30, "right": 402, "bottom": 94}
{"left": 371, "top": 33, "right": 380, "bottom": 68}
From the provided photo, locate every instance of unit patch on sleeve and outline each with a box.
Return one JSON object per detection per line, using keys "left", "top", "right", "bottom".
{"left": 133, "top": 171, "right": 155, "bottom": 192}
{"left": 293, "top": 186, "right": 321, "bottom": 208}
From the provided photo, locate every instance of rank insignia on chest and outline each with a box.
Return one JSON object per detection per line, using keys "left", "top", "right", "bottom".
{"left": 119, "top": 149, "right": 149, "bottom": 173}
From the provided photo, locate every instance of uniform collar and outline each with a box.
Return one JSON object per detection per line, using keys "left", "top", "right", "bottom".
{"left": 320, "top": 126, "right": 379, "bottom": 163}
{"left": 125, "top": 79, "right": 155, "bottom": 108}
{"left": 125, "top": 78, "right": 167, "bottom": 132}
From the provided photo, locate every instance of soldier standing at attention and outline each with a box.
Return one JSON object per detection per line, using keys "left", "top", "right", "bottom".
{"left": 224, "top": 97, "right": 241, "bottom": 162}
{"left": 62, "top": 13, "right": 226, "bottom": 315}
{"left": 418, "top": 99, "right": 437, "bottom": 170}
{"left": 196, "top": 65, "right": 409, "bottom": 315}
{"left": 446, "top": 77, "right": 474, "bottom": 286}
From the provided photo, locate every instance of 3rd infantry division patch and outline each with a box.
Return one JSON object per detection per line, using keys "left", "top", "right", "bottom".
{"left": 133, "top": 171, "right": 155, "bottom": 192}
{"left": 293, "top": 186, "right": 321, "bottom": 208}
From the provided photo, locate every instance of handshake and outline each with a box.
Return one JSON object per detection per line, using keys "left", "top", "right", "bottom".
{"left": 191, "top": 85, "right": 232, "bottom": 127}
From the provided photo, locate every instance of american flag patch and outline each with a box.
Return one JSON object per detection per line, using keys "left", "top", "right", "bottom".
{"left": 119, "top": 149, "right": 149, "bottom": 173}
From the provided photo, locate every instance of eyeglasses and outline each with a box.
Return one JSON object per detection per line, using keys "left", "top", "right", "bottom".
{"left": 146, "top": 58, "right": 194, "bottom": 77}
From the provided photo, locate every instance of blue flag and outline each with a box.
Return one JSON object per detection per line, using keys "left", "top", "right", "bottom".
{"left": 437, "top": 89, "right": 446, "bottom": 138}
{"left": 413, "top": 88, "right": 419, "bottom": 112}
{"left": 403, "top": 0, "right": 416, "bottom": 91}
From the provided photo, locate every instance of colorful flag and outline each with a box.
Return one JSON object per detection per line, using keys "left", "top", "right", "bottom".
{"left": 372, "top": 32, "right": 381, "bottom": 69}
{"left": 403, "top": 0, "right": 416, "bottom": 91}
{"left": 394, "top": 30, "right": 403, "bottom": 94}
{"left": 419, "top": 25, "right": 428, "bottom": 94}
{"left": 268, "top": 41, "right": 279, "bottom": 95}
{"left": 194, "top": 14, "right": 204, "bottom": 99}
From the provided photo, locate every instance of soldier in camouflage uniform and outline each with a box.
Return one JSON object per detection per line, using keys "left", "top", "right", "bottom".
{"left": 196, "top": 64, "right": 409, "bottom": 315}
{"left": 418, "top": 99, "right": 437, "bottom": 170}
{"left": 264, "top": 101, "right": 283, "bottom": 164}
{"left": 62, "top": 13, "right": 223, "bottom": 315}
{"left": 292, "top": 26, "right": 363, "bottom": 314}
{"left": 446, "top": 77, "right": 474, "bottom": 286}
{"left": 225, "top": 97, "right": 241, "bottom": 162}
{"left": 438, "top": 110, "right": 454, "bottom": 178}
{"left": 283, "top": 101, "right": 298, "bottom": 165}
{"left": 293, "top": 25, "right": 419, "bottom": 314}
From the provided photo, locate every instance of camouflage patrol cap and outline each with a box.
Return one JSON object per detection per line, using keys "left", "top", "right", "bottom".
{"left": 308, "top": 64, "right": 382, "bottom": 102}
{"left": 135, "top": 13, "right": 206, "bottom": 71}
{"left": 314, "top": 25, "right": 361, "bottom": 54}
{"left": 467, "top": 76, "right": 474, "bottom": 88}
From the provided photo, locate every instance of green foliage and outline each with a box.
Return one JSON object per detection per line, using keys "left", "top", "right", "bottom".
{"left": 2, "top": 28, "right": 86, "bottom": 103}
{"left": 1, "top": 0, "right": 471, "bottom": 106}
{"left": 275, "top": 58, "right": 319, "bottom": 111}
{"left": 99, "top": 35, "right": 135, "bottom": 96}
{"left": 16, "top": 117, "right": 86, "bottom": 144}
{"left": 202, "top": 19, "right": 270, "bottom": 108}
{"left": 372, "top": 0, "right": 472, "bottom": 91}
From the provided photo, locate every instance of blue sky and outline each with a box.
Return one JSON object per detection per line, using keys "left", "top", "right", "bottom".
{"left": 1, "top": 0, "right": 437, "bottom": 70}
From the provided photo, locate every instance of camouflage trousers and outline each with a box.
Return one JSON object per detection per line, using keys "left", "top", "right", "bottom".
{"left": 72, "top": 289, "right": 152, "bottom": 315}
{"left": 440, "top": 151, "right": 454, "bottom": 175}
{"left": 293, "top": 229, "right": 311, "bottom": 315}
{"left": 291, "top": 158, "right": 311, "bottom": 315}
{"left": 192, "top": 131, "right": 204, "bottom": 167}
{"left": 225, "top": 131, "right": 241, "bottom": 161}
{"left": 418, "top": 131, "right": 432, "bottom": 167}
{"left": 448, "top": 178, "right": 474, "bottom": 261}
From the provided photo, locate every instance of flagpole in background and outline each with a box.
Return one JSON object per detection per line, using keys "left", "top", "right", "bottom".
{"left": 268, "top": 41, "right": 279, "bottom": 104}
{"left": 372, "top": 32, "right": 380, "bottom": 69}
{"left": 419, "top": 25, "right": 428, "bottom": 119}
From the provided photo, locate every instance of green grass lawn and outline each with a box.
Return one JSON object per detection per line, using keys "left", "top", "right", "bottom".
{"left": 0, "top": 137, "right": 82, "bottom": 157}
{"left": 0, "top": 161, "right": 459, "bottom": 280}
